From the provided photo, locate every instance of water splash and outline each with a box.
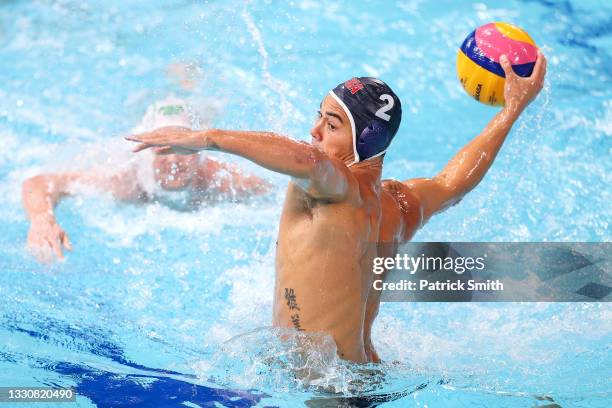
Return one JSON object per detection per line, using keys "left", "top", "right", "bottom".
{"left": 192, "top": 326, "right": 437, "bottom": 403}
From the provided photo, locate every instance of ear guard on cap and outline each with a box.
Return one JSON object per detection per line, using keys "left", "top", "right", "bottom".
{"left": 356, "top": 119, "right": 391, "bottom": 161}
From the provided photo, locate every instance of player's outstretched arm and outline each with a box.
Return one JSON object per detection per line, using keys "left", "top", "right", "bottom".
{"left": 403, "top": 51, "right": 547, "bottom": 226}
{"left": 127, "top": 128, "right": 351, "bottom": 202}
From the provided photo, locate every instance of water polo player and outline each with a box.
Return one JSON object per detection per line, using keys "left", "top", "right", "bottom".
{"left": 128, "top": 57, "right": 546, "bottom": 362}
{"left": 22, "top": 96, "right": 270, "bottom": 263}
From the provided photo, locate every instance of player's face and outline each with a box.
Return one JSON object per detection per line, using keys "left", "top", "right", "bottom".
{"left": 310, "top": 95, "right": 354, "bottom": 161}
{"left": 152, "top": 153, "right": 198, "bottom": 190}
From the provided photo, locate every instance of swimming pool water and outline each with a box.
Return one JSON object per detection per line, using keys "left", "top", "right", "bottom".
{"left": 0, "top": 0, "right": 610, "bottom": 406}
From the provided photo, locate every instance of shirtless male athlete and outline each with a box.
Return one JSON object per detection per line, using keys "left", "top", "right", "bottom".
{"left": 22, "top": 96, "right": 269, "bottom": 262}
{"left": 127, "top": 52, "right": 547, "bottom": 363}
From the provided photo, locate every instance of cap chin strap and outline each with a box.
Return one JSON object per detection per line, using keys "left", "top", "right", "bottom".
{"left": 364, "top": 149, "right": 387, "bottom": 161}
{"left": 328, "top": 91, "right": 360, "bottom": 166}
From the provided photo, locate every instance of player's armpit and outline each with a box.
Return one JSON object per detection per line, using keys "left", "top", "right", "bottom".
{"left": 296, "top": 155, "right": 352, "bottom": 202}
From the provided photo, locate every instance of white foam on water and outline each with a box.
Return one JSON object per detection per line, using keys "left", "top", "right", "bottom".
{"left": 194, "top": 326, "right": 397, "bottom": 396}
{"left": 206, "top": 259, "right": 275, "bottom": 346}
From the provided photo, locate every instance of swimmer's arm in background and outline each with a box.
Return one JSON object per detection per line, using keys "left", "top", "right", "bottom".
{"left": 22, "top": 172, "right": 78, "bottom": 261}
{"left": 21, "top": 169, "right": 144, "bottom": 262}
{"left": 400, "top": 51, "right": 547, "bottom": 230}
{"left": 128, "top": 129, "right": 351, "bottom": 202}
{"left": 193, "top": 156, "right": 272, "bottom": 197}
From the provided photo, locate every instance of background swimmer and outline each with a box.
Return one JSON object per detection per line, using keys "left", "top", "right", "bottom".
{"left": 127, "top": 53, "right": 546, "bottom": 363}
{"left": 22, "top": 96, "right": 270, "bottom": 263}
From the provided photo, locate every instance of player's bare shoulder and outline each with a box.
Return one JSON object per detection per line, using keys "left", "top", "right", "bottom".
{"left": 381, "top": 179, "right": 423, "bottom": 242}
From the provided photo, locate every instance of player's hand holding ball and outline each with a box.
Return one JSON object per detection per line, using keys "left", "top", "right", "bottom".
{"left": 499, "top": 51, "right": 547, "bottom": 114}
{"left": 457, "top": 22, "right": 546, "bottom": 113}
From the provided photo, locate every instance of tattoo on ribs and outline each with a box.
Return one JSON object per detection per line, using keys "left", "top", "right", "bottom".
{"left": 284, "top": 288, "right": 300, "bottom": 311}
{"left": 284, "top": 288, "right": 304, "bottom": 331}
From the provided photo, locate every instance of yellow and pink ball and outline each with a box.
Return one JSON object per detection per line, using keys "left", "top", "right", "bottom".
{"left": 457, "top": 22, "right": 538, "bottom": 106}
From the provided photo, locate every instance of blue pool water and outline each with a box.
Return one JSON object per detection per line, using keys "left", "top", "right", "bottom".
{"left": 0, "top": 0, "right": 610, "bottom": 406}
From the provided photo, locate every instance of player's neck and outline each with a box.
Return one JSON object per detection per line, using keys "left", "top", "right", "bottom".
{"left": 349, "top": 157, "right": 383, "bottom": 179}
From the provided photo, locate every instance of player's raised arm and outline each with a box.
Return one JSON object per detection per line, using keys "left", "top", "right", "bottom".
{"left": 403, "top": 51, "right": 547, "bottom": 226}
{"left": 127, "top": 127, "right": 351, "bottom": 202}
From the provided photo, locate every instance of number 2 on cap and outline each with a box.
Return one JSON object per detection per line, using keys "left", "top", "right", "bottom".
{"left": 375, "top": 94, "right": 394, "bottom": 121}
